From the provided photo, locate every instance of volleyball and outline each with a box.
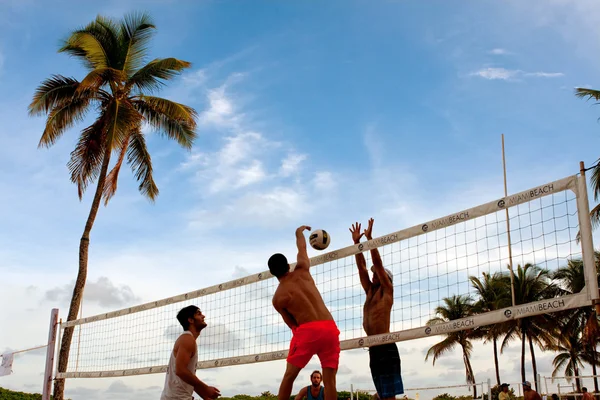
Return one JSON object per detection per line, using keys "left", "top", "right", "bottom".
{"left": 309, "top": 229, "right": 331, "bottom": 250}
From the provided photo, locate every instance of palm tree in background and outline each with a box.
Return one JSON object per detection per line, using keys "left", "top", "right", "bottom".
{"left": 546, "top": 327, "right": 596, "bottom": 393}
{"left": 470, "top": 272, "right": 512, "bottom": 386}
{"left": 426, "top": 295, "right": 479, "bottom": 399}
{"left": 28, "top": 13, "right": 197, "bottom": 400}
{"left": 501, "top": 264, "right": 556, "bottom": 389}
{"left": 553, "top": 254, "right": 600, "bottom": 393}
{"left": 575, "top": 88, "right": 600, "bottom": 229}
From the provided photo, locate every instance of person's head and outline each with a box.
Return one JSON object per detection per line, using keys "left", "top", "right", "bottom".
{"left": 500, "top": 384, "right": 509, "bottom": 392}
{"left": 176, "top": 305, "right": 206, "bottom": 332}
{"left": 583, "top": 388, "right": 588, "bottom": 393}
{"left": 310, "top": 370, "right": 322, "bottom": 387}
{"left": 552, "top": 394, "right": 559, "bottom": 400}
{"left": 268, "top": 253, "right": 290, "bottom": 279}
{"left": 371, "top": 266, "right": 393, "bottom": 286}
{"left": 523, "top": 381, "right": 532, "bottom": 392}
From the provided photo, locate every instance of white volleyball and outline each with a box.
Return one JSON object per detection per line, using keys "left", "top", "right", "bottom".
{"left": 309, "top": 229, "right": 331, "bottom": 250}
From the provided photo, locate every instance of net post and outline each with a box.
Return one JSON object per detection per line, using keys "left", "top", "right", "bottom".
{"left": 350, "top": 384, "right": 354, "bottom": 400}
{"left": 42, "top": 309, "right": 59, "bottom": 400}
{"left": 487, "top": 378, "right": 492, "bottom": 400}
{"left": 53, "top": 318, "right": 63, "bottom": 381}
{"left": 577, "top": 162, "right": 599, "bottom": 308}
{"left": 502, "top": 134, "right": 517, "bottom": 307}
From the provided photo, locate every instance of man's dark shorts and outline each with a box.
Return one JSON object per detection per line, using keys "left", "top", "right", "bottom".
{"left": 369, "top": 343, "right": 404, "bottom": 398}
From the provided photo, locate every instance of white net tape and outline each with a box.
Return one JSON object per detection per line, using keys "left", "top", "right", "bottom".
{"left": 57, "top": 175, "right": 594, "bottom": 379}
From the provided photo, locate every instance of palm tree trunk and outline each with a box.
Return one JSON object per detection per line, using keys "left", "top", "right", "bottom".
{"left": 521, "top": 328, "right": 527, "bottom": 383}
{"left": 463, "top": 347, "right": 477, "bottom": 399}
{"left": 592, "top": 347, "right": 599, "bottom": 398}
{"left": 528, "top": 335, "right": 538, "bottom": 391}
{"left": 52, "top": 148, "right": 112, "bottom": 400}
{"left": 493, "top": 336, "right": 501, "bottom": 385}
{"left": 573, "top": 357, "right": 582, "bottom": 393}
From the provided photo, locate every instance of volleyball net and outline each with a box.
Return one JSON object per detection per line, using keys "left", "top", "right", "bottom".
{"left": 54, "top": 173, "right": 598, "bottom": 379}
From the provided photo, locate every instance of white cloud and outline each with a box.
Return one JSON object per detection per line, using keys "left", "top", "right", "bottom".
{"left": 525, "top": 71, "right": 565, "bottom": 78}
{"left": 233, "top": 186, "right": 310, "bottom": 222}
{"left": 279, "top": 153, "right": 307, "bottom": 177}
{"left": 488, "top": 48, "right": 510, "bottom": 55}
{"left": 44, "top": 277, "right": 141, "bottom": 308}
{"left": 470, "top": 67, "right": 564, "bottom": 81}
{"left": 313, "top": 171, "right": 336, "bottom": 192}
{"left": 470, "top": 67, "right": 520, "bottom": 80}
{"left": 237, "top": 160, "right": 266, "bottom": 187}
{"left": 200, "top": 85, "right": 240, "bottom": 128}
{"left": 203, "top": 132, "right": 270, "bottom": 193}
{"left": 219, "top": 132, "right": 263, "bottom": 167}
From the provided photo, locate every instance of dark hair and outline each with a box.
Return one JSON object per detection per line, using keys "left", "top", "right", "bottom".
{"left": 268, "top": 253, "right": 289, "bottom": 278}
{"left": 310, "top": 370, "right": 322, "bottom": 379}
{"left": 583, "top": 388, "right": 588, "bottom": 392}
{"left": 177, "top": 305, "right": 199, "bottom": 330}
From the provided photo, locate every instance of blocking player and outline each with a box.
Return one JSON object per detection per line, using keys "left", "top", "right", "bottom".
{"left": 160, "top": 305, "right": 221, "bottom": 400}
{"left": 268, "top": 225, "right": 340, "bottom": 400}
{"left": 350, "top": 218, "right": 404, "bottom": 400}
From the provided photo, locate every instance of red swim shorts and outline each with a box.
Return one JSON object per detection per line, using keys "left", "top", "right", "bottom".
{"left": 287, "top": 320, "right": 340, "bottom": 369}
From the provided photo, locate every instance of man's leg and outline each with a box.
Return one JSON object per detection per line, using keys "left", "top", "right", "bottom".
{"left": 322, "top": 367, "right": 338, "bottom": 400}
{"left": 278, "top": 362, "right": 302, "bottom": 400}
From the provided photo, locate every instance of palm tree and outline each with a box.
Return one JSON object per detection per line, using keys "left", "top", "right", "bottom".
{"left": 546, "top": 322, "right": 600, "bottom": 394}
{"left": 575, "top": 88, "right": 600, "bottom": 229}
{"left": 426, "top": 295, "right": 479, "bottom": 399}
{"left": 553, "top": 254, "right": 600, "bottom": 393}
{"left": 500, "top": 264, "right": 556, "bottom": 390}
{"left": 470, "top": 272, "right": 512, "bottom": 386}
{"left": 28, "top": 13, "right": 197, "bottom": 400}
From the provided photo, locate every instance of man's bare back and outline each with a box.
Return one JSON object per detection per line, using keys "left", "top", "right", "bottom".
{"left": 273, "top": 268, "right": 333, "bottom": 326}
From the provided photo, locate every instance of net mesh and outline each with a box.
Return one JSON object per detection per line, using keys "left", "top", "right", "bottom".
{"left": 60, "top": 177, "right": 587, "bottom": 376}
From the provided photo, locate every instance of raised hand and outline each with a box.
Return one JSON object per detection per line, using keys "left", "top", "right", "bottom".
{"left": 364, "top": 218, "right": 374, "bottom": 240}
{"left": 296, "top": 225, "right": 311, "bottom": 234}
{"left": 349, "top": 222, "right": 364, "bottom": 244}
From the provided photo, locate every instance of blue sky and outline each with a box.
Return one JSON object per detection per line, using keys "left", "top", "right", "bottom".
{"left": 2, "top": 1, "right": 600, "bottom": 399}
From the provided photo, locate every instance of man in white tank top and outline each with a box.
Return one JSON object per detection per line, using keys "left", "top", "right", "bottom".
{"left": 161, "top": 305, "right": 221, "bottom": 400}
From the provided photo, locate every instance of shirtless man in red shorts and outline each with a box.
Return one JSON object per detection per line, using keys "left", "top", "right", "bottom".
{"left": 268, "top": 225, "right": 340, "bottom": 400}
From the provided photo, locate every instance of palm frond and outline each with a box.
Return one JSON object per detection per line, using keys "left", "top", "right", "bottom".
{"left": 68, "top": 118, "right": 107, "bottom": 199}
{"left": 575, "top": 88, "right": 600, "bottom": 102}
{"left": 552, "top": 353, "right": 571, "bottom": 377}
{"left": 119, "top": 12, "right": 156, "bottom": 75}
{"left": 38, "top": 97, "right": 90, "bottom": 148}
{"left": 105, "top": 100, "right": 143, "bottom": 150}
{"left": 425, "top": 336, "right": 457, "bottom": 365}
{"left": 76, "top": 68, "right": 126, "bottom": 95}
{"left": 59, "top": 15, "right": 119, "bottom": 70}
{"left": 102, "top": 134, "right": 130, "bottom": 205}
{"left": 28, "top": 75, "right": 80, "bottom": 116}
{"left": 127, "top": 129, "right": 158, "bottom": 200}
{"left": 133, "top": 95, "right": 197, "bottom": 148}
{"left": 127, "top": 58, "right": 192, "bottom": 92}
{"left": 60, "top": 32, "right": 109, "bottom": 70}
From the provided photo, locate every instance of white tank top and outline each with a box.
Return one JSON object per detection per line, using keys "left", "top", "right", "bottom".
{"left": 160, "top": 331, "right": 198, "bottom": 400}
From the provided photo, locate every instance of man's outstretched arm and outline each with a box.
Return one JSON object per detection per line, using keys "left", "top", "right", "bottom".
{"left": 364, "top": 218, "right": 393, "bottom": 290}
{"left": 295, "top": 225, "right": 311, "bottom": 270}
{"left": 350, "top": 222, "right": 371, "bottom": 294}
